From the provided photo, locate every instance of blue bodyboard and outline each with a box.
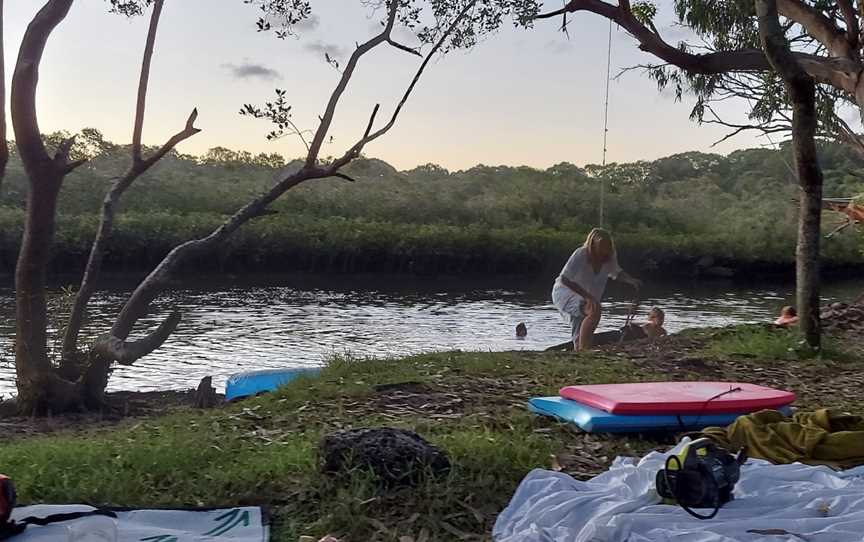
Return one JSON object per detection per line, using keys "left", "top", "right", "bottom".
{"left": 225, "top": 367, "right": 321, "bottom": 401}
{"left": 528, "top": 396, "right": 792, "bottom": 433}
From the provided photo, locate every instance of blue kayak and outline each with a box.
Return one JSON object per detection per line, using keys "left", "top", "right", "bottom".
{"left": 225, "top": 367, "right": 321, "bottom": 401}
{"left": 528, "top": 396, "right": 792, "bottom": 433}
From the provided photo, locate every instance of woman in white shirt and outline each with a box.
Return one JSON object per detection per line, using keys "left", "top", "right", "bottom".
{"left": 552, "top": 228, "right": 641, "bottom": 351}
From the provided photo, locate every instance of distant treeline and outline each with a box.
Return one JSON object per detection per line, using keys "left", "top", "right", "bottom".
{"left": 1, "top": 129, "right": 863, "bottom": 278}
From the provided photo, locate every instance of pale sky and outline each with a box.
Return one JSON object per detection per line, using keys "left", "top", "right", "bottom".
{"left": 5, "top": 1, "right": 764, "bottom": 171}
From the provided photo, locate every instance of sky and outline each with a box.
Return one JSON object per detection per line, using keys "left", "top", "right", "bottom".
{"left": 4, "top": 1, "right": 767, "bottom": 171}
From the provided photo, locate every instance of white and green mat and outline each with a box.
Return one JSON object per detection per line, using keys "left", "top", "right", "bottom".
{"left": 9, "top": 505, "right": 268, "bottom": 541}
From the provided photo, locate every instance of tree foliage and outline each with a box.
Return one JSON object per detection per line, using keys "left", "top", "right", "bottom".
{"left": 2, "top": 131, "right": 861, "bottom": 266}
{"left": 248, "top": 0, "right": 538, "bottom": 48}
{"left": 540, "top": 0, "right": 864, "bottom": 152}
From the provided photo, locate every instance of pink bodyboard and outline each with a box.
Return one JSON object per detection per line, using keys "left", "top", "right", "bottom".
{"left": 559, "top": 382, "right": 795, "bottom": 415}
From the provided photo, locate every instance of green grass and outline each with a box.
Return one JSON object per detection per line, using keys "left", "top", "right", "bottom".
{"left": 0, "top": 333, "right": 861, "bottom": 540}
{"left": 705, "top": 325, "right": 857, "bottom": 362}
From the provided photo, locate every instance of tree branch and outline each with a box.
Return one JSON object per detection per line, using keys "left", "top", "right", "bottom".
{"left": 836, "top": 0, "right": 859, "bottom": 53}
{"left": 332, "top": 172, "right": 357, "bottom": 182}
{"left": 131, "top": 0, "right": 164, "bottom": 164}
{"left": 327, "top": 1, "right": 478, "bottom": 171}
{"left": 364, "top": 104, "right": 380, "bottom": 139}
{"left": 304, "top": 0, "right": 400, "bottom": 165}
{"left": 833, "top": 112, "right": 864, "bottom": 157}
{"left": 776, "top": 0, "right": 852, "bottom": 59}
{"left": 93, "top": 310, "right": 181, "bottom": 365}
{"left": 61, "top": 0, "right": 199, "bottom": 366}
{"left": 103, "top": 0, "right": 465, "bottom": 362}
{"left": 758, "top": 0, "right": 811, "bottom": 83}
{"left": 11, "top": 0, "right": 74, "bottom": 175}
{"left": 52, "top": 135, "right": 77, "bottom": 167}
{"left": 106, "top": 166, "right": 325, "bottom": 342}
{"left": 536, "top": 0, "right": 861, "bottom": 95}
{"left": 61, "top": 158, "right": 87, "bottom": 175}
{"left": 825, "top": 218, "right": 854, "bottom": 238}
{"left": 139, "top": 107, "right": 201, "bottom": 169}
{"left": 387, "top": 38, "right": 422, "bottom": 56}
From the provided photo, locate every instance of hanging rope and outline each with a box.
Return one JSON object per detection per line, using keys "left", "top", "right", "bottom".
{"left": 599, "top": 18, "right": 613, "bottom": 227}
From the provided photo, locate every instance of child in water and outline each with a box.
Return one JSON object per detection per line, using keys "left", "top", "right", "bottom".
{"left": 641, "top": 307, "right": 667, "bottom": 339}
{"left": 774, "top": 306, "right": 798, "bottom": 327}
{"left": 515, "top": 322, "right": 527, "bottom": 338}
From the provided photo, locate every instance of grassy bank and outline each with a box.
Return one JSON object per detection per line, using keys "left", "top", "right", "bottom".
{"left": 0, "top": 326, "right": 862, "bottom": 541}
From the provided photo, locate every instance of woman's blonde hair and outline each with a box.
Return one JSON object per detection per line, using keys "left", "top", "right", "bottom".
{"left": 583, "top": 227, "right": 616, "bottom": 261}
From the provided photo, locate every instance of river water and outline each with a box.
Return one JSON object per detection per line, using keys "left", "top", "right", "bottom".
{"left": 0, "top": 274, "right": 861, "bottom": 396}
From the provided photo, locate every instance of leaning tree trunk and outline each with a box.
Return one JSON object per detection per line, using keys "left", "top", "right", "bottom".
{"left": 756, "top": 0, "right": 823, "bottom": 349}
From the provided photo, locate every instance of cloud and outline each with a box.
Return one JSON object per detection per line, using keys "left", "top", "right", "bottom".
{"left": 368, "top": 20, "right": 385, "bottom": 34}
{"left": 222, "top": 62, "right": 282, "bottom": 81}
{"left": 294, "top": 13, "right": 320, "bottom": 31}
{"left": 303, "top": 40, "right": 349, "bottom": 59}
{"left": 261, "top": 12, "right": 319, "bottom": 33}
{"left": 544, "top": 40, "right": 574, "bottom": 54}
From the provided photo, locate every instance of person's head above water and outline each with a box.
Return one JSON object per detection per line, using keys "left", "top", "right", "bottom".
{"left": 584, "top": 228, "right": 616, "bottom": 264}
{"left": 515, "top": 322, "right": 527, "bottom": 337}
{"left": 648, "top": 307, "right": 665, "bottom": 326}
{"left": 775, "top": 305, "right": 799, "bottom": 326}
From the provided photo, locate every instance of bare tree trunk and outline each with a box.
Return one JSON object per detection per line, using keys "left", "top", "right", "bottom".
{"left": 757, "top": 0, "right": 823, "bottom": 349}
{"left": 12, "top": 0, "right": 84, "bottom": 414}
{"left": 792, "top": 85, "right": 823, "bottom": 349}
{"left": 60, "top": 0, "right": 199, "bottom": 377}
{"left": 14, "top": 167, "right": 75, "bottom": 412}
{"left": 0, "top": 0, "right": 8, "bottom": 189}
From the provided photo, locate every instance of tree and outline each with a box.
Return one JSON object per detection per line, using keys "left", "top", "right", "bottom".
{"left": 535, "top": 0, "right": 860, "bottom": 347}
{"left": 756, "top": 0, "right": 824, "bottom": 348}
{"left": 537, "top": 0, "right": 864, "bottom": 146}
{"left": 0, "top": 0, "right": 7, "bottom": 192}
{"left": 8, "top": 0, "right": 536, "bottom": 414}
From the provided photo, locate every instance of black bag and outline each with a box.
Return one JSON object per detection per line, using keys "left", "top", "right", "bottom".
{"left": 0, "top": 475, "right": 116, "bottom": 540}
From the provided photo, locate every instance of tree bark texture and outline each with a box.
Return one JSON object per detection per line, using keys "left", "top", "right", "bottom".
{"left": 792, "top": 85, "right": 824, "bottom": 349}
{"left": 0, "top": 0, "right": 8, "bottom": 189}
{"left": 12, "top": 0, "right": 81, "bottom": 413}
{"left": 756, "top": 0, "right": 823, "bottom": 349}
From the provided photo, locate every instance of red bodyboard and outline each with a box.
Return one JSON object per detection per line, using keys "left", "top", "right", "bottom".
{"left": 559, "top": 382, "right": 795, "bottom": 415}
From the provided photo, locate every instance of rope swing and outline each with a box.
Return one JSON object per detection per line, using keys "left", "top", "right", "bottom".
{"left": 599, "top": 18, "right": 613, "bottom": 228}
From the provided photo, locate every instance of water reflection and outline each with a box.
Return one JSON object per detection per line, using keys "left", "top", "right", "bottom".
{"left": 0, "top": 275, "right": 860, "bottom": 395}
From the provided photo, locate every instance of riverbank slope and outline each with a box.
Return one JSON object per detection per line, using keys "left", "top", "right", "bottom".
{"left": 0, "top": 325, "right": 862, "bottom": 540}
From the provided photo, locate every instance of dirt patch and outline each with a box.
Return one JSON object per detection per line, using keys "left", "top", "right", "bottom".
{"left": 0, "top": 389, "right": 222, "bottom": 439}
{"left": 823, "top": 302, "right": 864, "bottom": 357}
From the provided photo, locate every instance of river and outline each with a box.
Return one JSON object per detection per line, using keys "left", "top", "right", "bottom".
{"left": 0, "top": 274, "right": 861, "bottom": 396}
